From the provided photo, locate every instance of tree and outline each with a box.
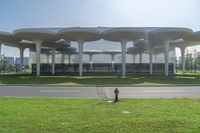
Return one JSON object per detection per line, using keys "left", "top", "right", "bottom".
{"left": 0, "top": 54, "right": 15, "bottom": 73}
{"left": 184, "top": 50, "right": 194, "bottom": 73}
{"left": 0, "top": 54, "right": 7, "bottom": 73}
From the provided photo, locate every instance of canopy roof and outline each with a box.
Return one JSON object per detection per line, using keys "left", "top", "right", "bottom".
{"left": 149, "top": 28, "right": 192, "bottom": 40}
{"left": 0, "top": 27, "right": 199, "bottom": 53}
{"left": 102, "top": 50, "right": 121, "bottom": 54}
{"left": 149, "top": 28, "right": 193, "bottom": 47}
{"left": 84, "top": 50, "right": 102, "bottom": 54}
{"left": 13, "top": 28, "right": 56, "bottom": 42}
{"left": 58, "top": 27, "right": 101, "bottom": 42}
{"left": 0, "top": 31, "right": 20, "bottom": 43}
{"left": 102, "top": 28, "right": 145, "bottom": 42}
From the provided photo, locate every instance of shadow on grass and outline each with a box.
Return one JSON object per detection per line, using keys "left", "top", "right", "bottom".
{"left": 0, "top": 73, "right": 200, "bottom": 85}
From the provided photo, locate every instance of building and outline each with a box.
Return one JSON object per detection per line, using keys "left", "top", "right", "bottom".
{"left": 0, "top": 27, "right": 200, "bottom": 76}
{"left": 15, "top": 57, "right": 29, "bottom": 65}
{"left": 15, "top": 57, "right": 29, "bottom": 72}
{"left": 5, "top": 57, "right": 15, "bottom": 65}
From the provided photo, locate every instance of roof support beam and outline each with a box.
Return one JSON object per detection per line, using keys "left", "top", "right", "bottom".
{"left": 139, "top": 52, "right": 142, "bottom": 64}
{"left": 78, "top": 40, "right": 84, "bottom": 76}
{"left": 51, "top": 47, "right": 56, "bottom": 75}
{"left": 120, "top": 40, "right": 127, "bottom": 77}
{"left": 61, "top": 53, "right": 65, "bottom": 64}
{"left": 111, "top": 54, "right": 115, "bottom": 68}
{"left": 35, "top": 40, "right": 42, "bottom": 77}
{"left": 0, "top": 43, "right": 2, "bottom": 57}
{"left": 68, "top": 54, "right": 72, "bottom": 64}
{"left": 149, "top": 50, "right": 153, "bottom": 75}
{"left": 89, "top": 54, "right": 94, "bottom": 68}
{"left": 164, "top": 41, "right": 170, "bottom": 76}
{"left": 132, "top": 54, "right": 135, "bottom": 63}
{"left": 19, "top": 47, "right": 25, "bottom": 73}
{"left": 46, "top": 53, "right": 50, "bottom": 64}
{"left": 180, "top": 46, "right": 186, "bottom": 74}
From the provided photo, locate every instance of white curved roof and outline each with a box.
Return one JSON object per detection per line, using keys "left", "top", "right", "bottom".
{"left": 127, "top": 47, "right": 145, "bottom": 54}
{"left": 102, "top": 50, "right": 121, "bottom": 54}
{"left": 169, "top": 31, "right": 200, "bottom": 48}
{"left": 84, "top": 50, "right": 102, "bottom": 54}
{"left": 57, "top": 27, "right": 101, "bottom": 42}
{"left": 3, "top": 41, "right": 34, "bottom": 49}
{"left": 0, "top": 31, "right": 20, "bottom": 43}
{"left": 134, "top": 39, "right": 149, "bottom": 51}
{"left": 13, "top": 28, "right": 56, "bottom": 41}
{"left": 0, "top": 27, "right": 199, "bottom": 53}
{"left": 149, "top": 27, "right": 193, "bottom": 42}
{"left": 153, "top": 46, "right": 175, "bottom": 54}
{"left": 185, "top": 31, "right": 200, "bottom": 42}
{"left": 57, "top": 47, "right": 77, "bottom": 54}
{"left": 102, "top": 27, "right": 145, "bottom": 42}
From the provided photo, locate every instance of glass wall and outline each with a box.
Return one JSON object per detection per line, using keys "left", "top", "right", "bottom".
{"left": 30, "top": 39, "right": 175, "bottom": 75}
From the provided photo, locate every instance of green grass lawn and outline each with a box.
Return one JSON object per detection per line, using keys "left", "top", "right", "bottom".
{"left": 1, "top": 97, "right": 200, "bottom": 132}
{"left": 1, "top": 73, "right": 200, "bottom": 85}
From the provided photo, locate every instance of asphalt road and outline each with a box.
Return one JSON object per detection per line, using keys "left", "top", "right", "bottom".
{"left": 0, "top": 86, "right": 200, "bottom": 98}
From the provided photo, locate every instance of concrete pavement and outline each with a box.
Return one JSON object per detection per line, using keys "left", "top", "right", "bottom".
{"left": 1, "top": 86, "right": 200, "bottom": 98}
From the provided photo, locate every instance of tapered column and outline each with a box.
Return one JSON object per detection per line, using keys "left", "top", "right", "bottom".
{"left": 154, "top": 54, "right": 158, "bottom": 63}
{"left": 0, "top": 43, "right": 2, "bottom": 57}
{"left": 19, "top": 47, "right": 25, "bottom": 73}
{"left": 0, "top": 43, "right": 2, "bottom": 73}
{"left": 111, "top": 54, "right": 115, "bottom": 68}
{"left": 68, "top": 54, "right": 72, "bottom": 64}
{"left": 35, "top": 40, "right": 42, "bottom": 76}
{"left": 139, "top": 52, "right": 142, "bottom": 63}
{"left": 61, "top": 53, "right": 65, "bottom": 64}
{"left": 89, "top": 54, "right": 93, "bottom": 68}
{"left": 78, "top": 40, "right": 84, "bottom": 76}
{"left": 132, "top": 54, "right": 135, "bottom": 64}
{"left": 180, "top": 46, "right": 186, "bottom": 74}
{"left": 120, "top": 40, "right": 127, "bottom": 77}
{"left": 51, "top": 47, "right": 56, "bottom": 75}
{"left": 149, "top": 50, "right": 153, "bottom": 75}
{"left": 164, "top": 41, "right": 170, "bottom": 76}
{"left": 46, "top": 54, "right": 50, "bottom": 64}
{"left": 173, "top": 48, "right": 176, "bottom": 74}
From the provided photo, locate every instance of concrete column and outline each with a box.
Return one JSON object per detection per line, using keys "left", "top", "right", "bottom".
{"left": 139, "top": 52, "right": 142, "bottom": 63}
{"left": 19, "top": 47, "right": 25, "bottom": 73}
{"left": 132, "top": 54, "right": 135, "bottom": 63}
{"left": 51, "top": 47, "right": 56, "bottom": 75}
{"left": 149, "top": 50, "right": 153, "bottom": 75}
{"left": 164, "top": 41, "right": 170, "bottom": 76}
{"left": 46, "top": 54, "right": 50, "bottom": 64}
{"left": 0, "top": 43, "right": 1, "bottom": 57}
{"left": 111, "top": 54, "right": 115, "bottom": 68}
{"left": 35, "top": 40, "right": 42, "bottom": 76}
{"left": 78, "top": 40, "right": 84, "bottom": 76}
{"left": 154, "top": 54, "right": 158, "bottom": 63}
{"left": 120, "top": 40, "right": 127, "bottom": 77}
{"left": 61, "top": 53, "right": 65, "bottom": 64}
{"left": 68, "top": 54, "right": 72, "bottom": 64}
{"left": 180, "top": 46, "right": 186, "bottom": 74}
{"left": 89, "top": 54, "right": 93, "bottom": 68}
{"left": 173, "top": 47, "right": 176, "bottom": 74}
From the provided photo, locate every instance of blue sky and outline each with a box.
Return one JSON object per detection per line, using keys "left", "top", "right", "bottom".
{"left": 0, "top": 0, "right": 200, "bottom": 57}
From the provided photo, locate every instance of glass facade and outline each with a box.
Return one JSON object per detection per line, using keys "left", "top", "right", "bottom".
{"left": 30, "top": 39, "right": 176, "bottom": 75}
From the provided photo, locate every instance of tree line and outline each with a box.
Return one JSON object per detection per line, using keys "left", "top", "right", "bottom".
{"left": 177, "top": 50, "right": 200, "bottom": 73}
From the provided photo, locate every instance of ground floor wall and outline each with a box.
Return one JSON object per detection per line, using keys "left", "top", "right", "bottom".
{"left": 31, "top": 63, "right": 174, "bottom": 75}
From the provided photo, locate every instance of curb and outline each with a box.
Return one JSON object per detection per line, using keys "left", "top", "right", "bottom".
{"left": 1, "top": 84, "right": 200, "bottom": 87}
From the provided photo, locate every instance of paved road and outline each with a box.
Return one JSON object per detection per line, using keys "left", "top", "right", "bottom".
{"left": 0, "top": 86, "right": 200, "bottom": 98}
